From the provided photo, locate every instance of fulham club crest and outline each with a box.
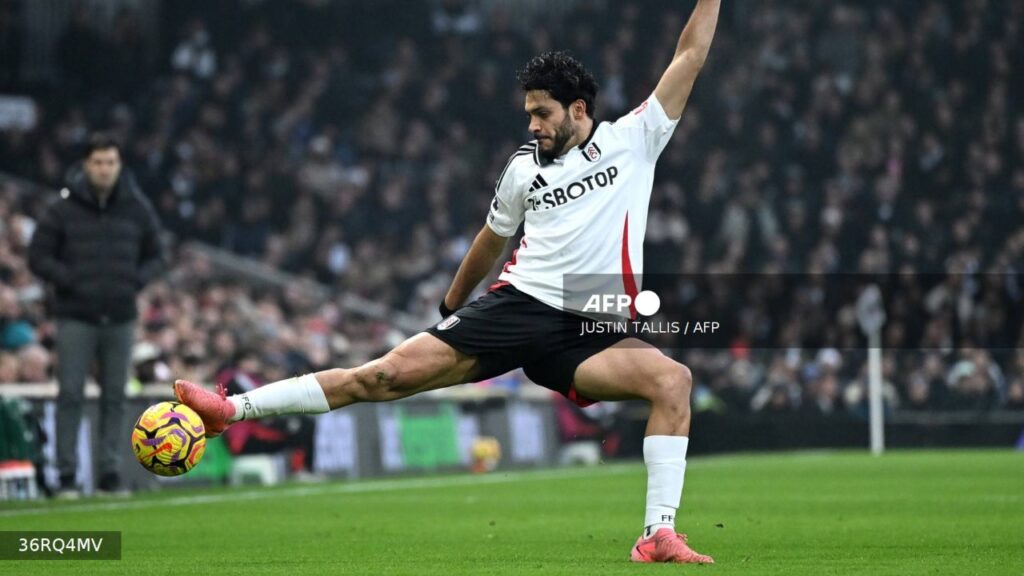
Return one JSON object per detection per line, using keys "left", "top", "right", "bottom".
{"left": 583, "top": 142, "right": 602, "bottom": 162}
{"left": 436, "top": 315, "right": 461, "bottom": 330}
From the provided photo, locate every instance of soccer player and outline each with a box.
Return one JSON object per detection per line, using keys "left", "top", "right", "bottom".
{"left": 176, "top": 0, "right": 720, "bottom": 564}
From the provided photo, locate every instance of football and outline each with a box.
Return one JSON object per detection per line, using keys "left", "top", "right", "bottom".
{"left": 131, "top": 401, "right": 207, "bottom": 477}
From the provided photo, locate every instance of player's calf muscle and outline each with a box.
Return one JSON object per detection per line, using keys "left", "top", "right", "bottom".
{"left": 315, "top": 357, "right": 401, "bottom": 406}
{"left": 354, "top": 356, "right": 404, "bottom": 402}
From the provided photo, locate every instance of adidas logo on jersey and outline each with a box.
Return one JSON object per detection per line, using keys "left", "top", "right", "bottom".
{"left": 528, "top": 174, "right": 549, "bottom": 192}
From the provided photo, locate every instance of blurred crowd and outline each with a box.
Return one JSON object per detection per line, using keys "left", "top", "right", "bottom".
{"left": 2, "top": 181, "right": 405, "bottom": 391}
{"left": 2, "top": 0, "right": 1024, "bottom": 413}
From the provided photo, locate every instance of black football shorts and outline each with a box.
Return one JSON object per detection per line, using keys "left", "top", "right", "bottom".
{"left": 425, "top": 283, "right": 636, "bottom": 406}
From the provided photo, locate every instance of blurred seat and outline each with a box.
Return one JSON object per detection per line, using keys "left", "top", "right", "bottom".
{"left": 228, "top": 454, "right": 286, "bottom": 487}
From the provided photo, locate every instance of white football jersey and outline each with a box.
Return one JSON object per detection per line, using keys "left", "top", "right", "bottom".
{"left": 486, "top": 93, "right": 679, "bottom": 319}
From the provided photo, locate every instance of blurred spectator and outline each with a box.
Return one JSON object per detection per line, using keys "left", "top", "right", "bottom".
{"left": 109, "top": 8, "right": 149, "bottom": 96}
{"left": 902, "top": 353, "right": 948, "bottom": 410}
{"left": 0, "top": 285, "right": 35, "bottom": 350}
{"left": 16, "top": 344, "right": 50, "bottom": 383}
{"left": 1006, "top": 377, "right": 1024, "bottom": 411}
{"left": 171, "top": 19, "right": 217, "bottom": 80}
{"left": 946, "top": 350, "right": 1004, "bottom": 411}
{"left": 432, "top": 0, "right": 483, "bottom": 36}
{"left": 803, "top": 373, "right": 844, "bottom": 415}
{"left": 0, "top": 351, "right": 18, "bottom": 382}
{"left": 0, "top": 0, "right": 23, "bottom": 87}
{"left": 55, "top": 5, "right": 105, "bottom": 92}
{"left": 750, "top": 356, "right": 802, "bottom": 412}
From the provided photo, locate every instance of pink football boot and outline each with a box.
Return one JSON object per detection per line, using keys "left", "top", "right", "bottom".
{"left": 172, "top": 380, "right": 236, "bottom": 438}
{"left": 630, "top": 528, "right": 714, "bottom": 564}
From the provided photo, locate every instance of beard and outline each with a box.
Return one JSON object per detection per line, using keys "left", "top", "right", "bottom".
{"left": 537, "top": 115, "right": 575, "bottom": 162}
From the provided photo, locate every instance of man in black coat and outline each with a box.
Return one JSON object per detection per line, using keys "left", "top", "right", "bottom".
{"left": 28, "top": 133, "right": 166, "bottom": 497}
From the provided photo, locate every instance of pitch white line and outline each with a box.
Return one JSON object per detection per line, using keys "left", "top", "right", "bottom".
{"left": 0, "top": 464, "right": 641, "bottom": 519}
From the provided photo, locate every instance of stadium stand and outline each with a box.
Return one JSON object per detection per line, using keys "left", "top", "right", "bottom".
{"left": 1, "top": 0, "right": 1023, "bottom": 416}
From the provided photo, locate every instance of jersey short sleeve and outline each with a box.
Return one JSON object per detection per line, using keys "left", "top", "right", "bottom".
{"left": 486, "top": 152, "right": 527, "bottom": 237}
{"left": 610, "top": 93, "right": 680, "bottom": 163}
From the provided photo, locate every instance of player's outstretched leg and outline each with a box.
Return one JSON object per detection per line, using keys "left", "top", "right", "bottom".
{"left": 174, "top": 333, "right": 478, "bottom": 437}
{"left": 572, "top": 339, "right": 713, "bottom": 564}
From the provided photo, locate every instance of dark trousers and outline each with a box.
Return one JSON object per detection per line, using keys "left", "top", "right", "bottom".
{"left": 55, "top": 318, "right": 135, "bottom": 484}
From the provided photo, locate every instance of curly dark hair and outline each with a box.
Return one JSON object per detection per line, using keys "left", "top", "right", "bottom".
{"left": 516, "top": 51, "right": 599, "bottom": 118}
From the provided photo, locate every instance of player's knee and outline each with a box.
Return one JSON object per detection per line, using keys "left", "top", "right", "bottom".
{"left": 352, "top": 356, "right": 403, "bottom": 402}
{"left": 649, "top": 362, "right": 693, "bottom": 408}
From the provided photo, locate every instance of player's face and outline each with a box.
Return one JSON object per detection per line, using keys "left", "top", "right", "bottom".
{"left": 525, "top": 90, "right": 577, "bottom": 160}
{"left": 84, "top": 148, "right": 122, "bottom": 192}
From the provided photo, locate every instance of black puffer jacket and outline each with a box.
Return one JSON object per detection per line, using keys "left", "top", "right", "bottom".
{"left": 28, "top": 163, "right": 167, "bottom": 324}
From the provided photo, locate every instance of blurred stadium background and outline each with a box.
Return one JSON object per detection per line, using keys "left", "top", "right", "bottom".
{"left": 0, "top": 0, "right": 1022, "bottom": 499}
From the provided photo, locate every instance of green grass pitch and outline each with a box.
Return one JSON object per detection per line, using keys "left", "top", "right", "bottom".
{"left": 1, "top": 449, "right": 1021, "bottom": 575}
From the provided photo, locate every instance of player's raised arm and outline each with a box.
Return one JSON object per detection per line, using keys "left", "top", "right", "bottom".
{"left": 653, "top": 0, "right": 722, "bottom": 120}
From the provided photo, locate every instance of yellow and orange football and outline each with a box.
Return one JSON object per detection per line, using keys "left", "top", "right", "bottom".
{"left": 131, "top": 401, "right": 207, "bottom": 476}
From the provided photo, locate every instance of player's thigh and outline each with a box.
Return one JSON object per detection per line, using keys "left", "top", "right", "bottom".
{"left": 571, "top": 338, "right": 687, "bottom": 402}
{"left": 371, "top": 332, "right": 482, "bottom": 394}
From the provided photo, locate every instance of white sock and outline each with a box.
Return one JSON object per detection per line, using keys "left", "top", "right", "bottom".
{"left": 227, "top": 373, "right": 331, "bottom": 422}
{"left": 643, "top": 435, "right": 689, "bottom": 539}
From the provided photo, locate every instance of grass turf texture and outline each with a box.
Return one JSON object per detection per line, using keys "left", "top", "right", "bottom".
{"left": 1, "top": 449, "right": 1021, "bottom": 575}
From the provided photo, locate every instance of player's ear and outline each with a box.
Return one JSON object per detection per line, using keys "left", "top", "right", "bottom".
{"left": 573, "top": 100, "right": 586, "bottom": 120}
